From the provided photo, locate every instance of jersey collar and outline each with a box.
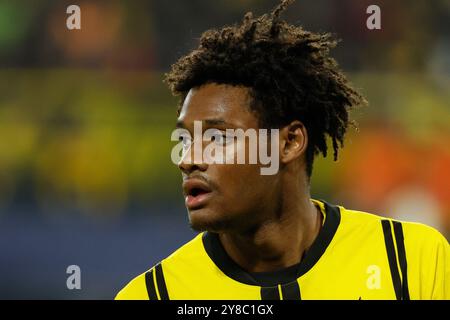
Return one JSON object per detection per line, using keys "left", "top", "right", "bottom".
{"left": 202, "top": 200, "right": 341, "bottom": 287}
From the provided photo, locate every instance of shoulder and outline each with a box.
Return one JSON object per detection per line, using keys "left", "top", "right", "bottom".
{"left": 164, "top": 232, "right": 206, "bottom": 264}
{"left": 337, "top": 202, "right": 448, "bottom": 252}
{"left": 338, "top": 205, "right": 386, "bottom": 226}
{"left": 115, "top": 272, "right": 147, "bottom": 300}
{"left": 399, "top": 220, "right": 448, "bottom": 252}
{"left": 115, "top": 233, "right": 205, "bottom": 300}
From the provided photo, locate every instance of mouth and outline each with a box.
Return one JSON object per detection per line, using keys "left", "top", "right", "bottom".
{"left": 183, "top": 179, "right": 213, "bottom": 210}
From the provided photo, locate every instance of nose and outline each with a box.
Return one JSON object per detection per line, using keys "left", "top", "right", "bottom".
{"left": 178, "top": 143, "right": 208, "bottom": 174}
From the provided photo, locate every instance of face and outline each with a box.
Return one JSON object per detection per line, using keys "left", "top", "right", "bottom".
{"left": 176, "top": 83, "right": 281, "bottom": 233}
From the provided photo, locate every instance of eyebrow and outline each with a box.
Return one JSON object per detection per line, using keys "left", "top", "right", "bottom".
{"left": 176, "top": 119, "right": 231, "bottom": 128}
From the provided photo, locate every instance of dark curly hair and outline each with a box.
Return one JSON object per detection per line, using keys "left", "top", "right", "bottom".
{"left": 165, "top": 0, "right": 366, "bottom": 177}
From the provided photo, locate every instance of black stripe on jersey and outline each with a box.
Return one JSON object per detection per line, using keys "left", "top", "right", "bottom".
{"left": 144, "top": 269, "right": 158, "bottom": 300}
{"left": 260, "top": 286, "right": 280, "bottom": 300}
{"left": 155, "top": 263, "right": 170, "bottom": 300}
{"left": 280, "top": 281, "right": 301, "bottom": 300}
{"left": 381, "top": 220, "right": 402, "bottom": 300}
{"left": 393, "top": 221, "right": 410, "bottom": 300}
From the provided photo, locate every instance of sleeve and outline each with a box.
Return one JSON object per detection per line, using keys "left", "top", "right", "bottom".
{"left": 404, "top": 222, "right": 449, "bottom": 300}
{"left": 115, "top": 272, "right": 149, "bottom": 300}
{"left": 429, "top": 231, "right": 449, "bottom": 299}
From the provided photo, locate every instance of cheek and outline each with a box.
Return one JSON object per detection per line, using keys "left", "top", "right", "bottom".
{"left": 213, "top": 164, "right": 269, "bottom": 204}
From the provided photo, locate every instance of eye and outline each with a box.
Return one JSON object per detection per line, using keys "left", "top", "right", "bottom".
{"left": 179, "top": 134, "right": 192, "bottom": 149}
{"left": 210, "top": 133, "right": 220, "bottom": 142}
{"left": 210, "top": 133, "right": 232, "bottom": 145}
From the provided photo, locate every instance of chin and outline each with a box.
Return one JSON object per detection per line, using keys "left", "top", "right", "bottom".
{"left": 187, "top": 208, "right": 232, "bottom": 233}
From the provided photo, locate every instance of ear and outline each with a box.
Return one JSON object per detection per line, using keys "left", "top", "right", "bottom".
{"left": 279, "top": 120, "right": 308, "bottom": 164}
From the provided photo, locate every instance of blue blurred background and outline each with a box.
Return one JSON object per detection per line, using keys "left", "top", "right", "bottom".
{"left": 0, "top": 0, "right": 449, "bottom": 299}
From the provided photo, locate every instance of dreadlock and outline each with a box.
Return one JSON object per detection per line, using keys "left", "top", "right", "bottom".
{"left": 165, "top": 0, "right": 366, "bottom": 177}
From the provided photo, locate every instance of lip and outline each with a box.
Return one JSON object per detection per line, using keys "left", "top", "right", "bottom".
{"left": 182, "top": 179, "right": 213, "bottom": 210}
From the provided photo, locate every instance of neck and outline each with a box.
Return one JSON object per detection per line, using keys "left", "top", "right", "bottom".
{"left": 218, "top": 194, "right": 322, "bottom": 273}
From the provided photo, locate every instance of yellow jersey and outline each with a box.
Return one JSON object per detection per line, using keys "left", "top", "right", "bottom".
{"left": 116, "top": 200, "right": 449, "bottom": 300}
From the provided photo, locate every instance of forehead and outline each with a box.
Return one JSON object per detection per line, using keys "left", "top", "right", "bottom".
{"left": 177, "top": 83, "right": 259, "bottom": 129}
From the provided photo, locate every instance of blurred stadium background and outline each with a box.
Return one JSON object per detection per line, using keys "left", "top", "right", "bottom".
{"left": 0, "top": 0, "right": 448, "bottom": 299}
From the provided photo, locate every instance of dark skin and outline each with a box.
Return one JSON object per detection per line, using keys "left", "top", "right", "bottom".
{"left": 176, "top": 83, "right": 322, "bottom": 273}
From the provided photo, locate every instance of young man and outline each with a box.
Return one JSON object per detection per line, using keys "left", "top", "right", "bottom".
{"left": 116, "top": 0, "right": 448, "bottom": 300}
